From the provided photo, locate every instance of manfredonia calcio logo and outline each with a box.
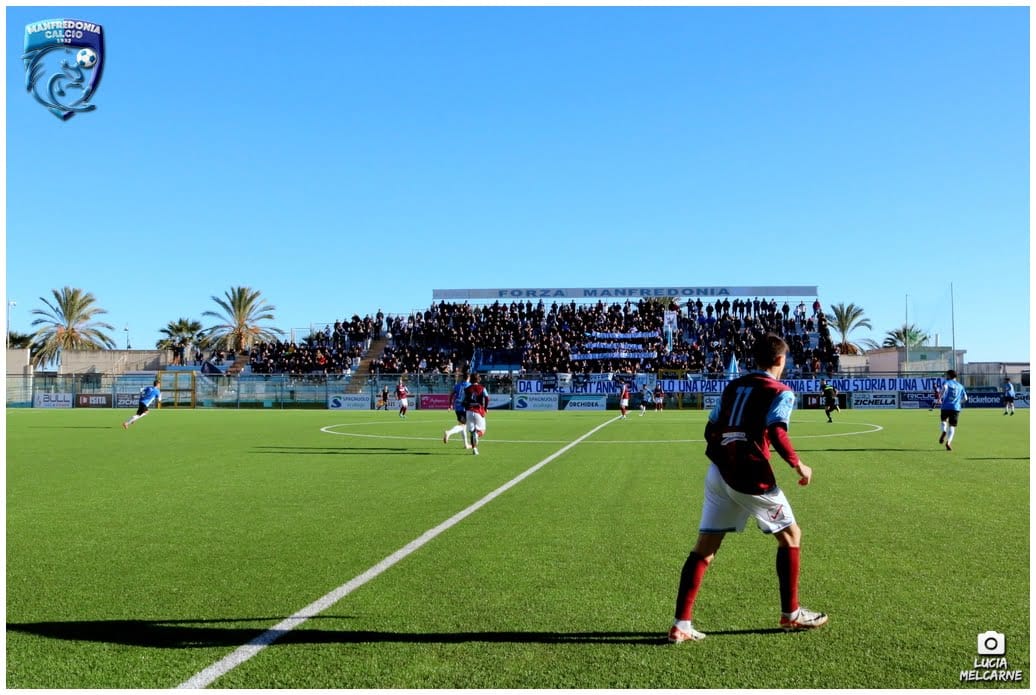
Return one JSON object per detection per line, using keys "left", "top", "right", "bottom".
{"left": 23, "top": 18, "right": 104, "bottom": 120}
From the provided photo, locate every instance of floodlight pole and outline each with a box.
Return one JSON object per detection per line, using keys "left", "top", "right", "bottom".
{"left": 903, "top": 294, "right": 908, "bottom": 375}
{"left": 950, "top": 283, "right": 956, "bottom": 370}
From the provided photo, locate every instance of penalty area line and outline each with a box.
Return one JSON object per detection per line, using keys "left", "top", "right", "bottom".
{"left": 176, "top": 416, "right": 620, "bottom": 689}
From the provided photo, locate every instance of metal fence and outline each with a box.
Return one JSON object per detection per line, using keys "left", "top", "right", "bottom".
{"left": 5, "top": 371, "right": 511, "bottom": 409}
{"left": 6, "top": 367, "right": 1018, "bottom": 410}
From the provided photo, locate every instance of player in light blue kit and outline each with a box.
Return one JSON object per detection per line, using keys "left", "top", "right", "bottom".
{"left": 123, "top": 380, "right": 161, "bottom": 429}
{"left": 443, "top": 372, "right": 473, "bottom": 448}
{"left": 1002, "top": 377, "right": 1016, "bottom": 416}
{"left": 938, "top": 370, "right": 968, "bottom": 451}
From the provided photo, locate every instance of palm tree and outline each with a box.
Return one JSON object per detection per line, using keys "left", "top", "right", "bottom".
{"left": 28, "top": 286, "right": 116, "bottom": 367}
{"left": 156, "top": 318, "right": 207, "bottom": 350}
{"left": 202, "top": 286, "right": 285, "bottom": 353}
{"left": 825, "top": 302, "right": 877, "bottom": 355}
{"left": 882, "top": 323, "right": 930, "bottom": 349}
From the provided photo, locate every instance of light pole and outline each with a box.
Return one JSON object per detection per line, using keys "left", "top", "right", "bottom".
{"left": 124, "top": 325, "right": 131, "bottom": 350}
{"left": 904, "top": 294, "right": 909, "bottom": 374}
{"left": 6, "top": 300, "right": 15, "bottom": 347}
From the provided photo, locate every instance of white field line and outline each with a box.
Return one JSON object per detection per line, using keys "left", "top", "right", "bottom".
{"left": 177, "top": 416, "right": 619, "bottom": 689}
{"left": 319, "top": 420, "right": 884, "bottom": 445}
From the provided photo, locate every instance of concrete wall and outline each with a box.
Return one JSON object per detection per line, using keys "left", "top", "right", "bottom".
{"left": 5, "top": 348, "right": 32, "bottom": 376}
{"left": 836, "top": 353, "right": 868, "bottom": 374}
{"left": 57, "top": 349, "right": 169, "bottom": 374}
{"left": 866, "top": 346, "right": 966, "bottom": 374}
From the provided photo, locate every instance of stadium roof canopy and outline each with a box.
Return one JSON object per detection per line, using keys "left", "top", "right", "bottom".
{"left": 433, "top": 286, "right": 819, "bottom": 302}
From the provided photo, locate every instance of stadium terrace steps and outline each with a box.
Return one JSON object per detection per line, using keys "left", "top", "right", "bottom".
{"left": 350, "top": 336, "right": 389, "bottom": 392}
{"left": 225, "top": 353, "right": 251, "bottom": 377}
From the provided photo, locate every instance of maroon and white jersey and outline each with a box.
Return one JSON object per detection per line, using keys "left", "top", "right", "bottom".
{"left": 620, "top": 384, "right": 630, "bottom": 401}
{"left": 704, "top": 371, "right": 800, "bottom": 495}
{"left": 463, "top": 383, "right": 489, "bottom": 416}
{"left": 396, "top": 384, "right": 409, "bottom": 400}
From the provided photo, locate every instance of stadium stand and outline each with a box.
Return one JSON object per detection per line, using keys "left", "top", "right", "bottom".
{"left": 246, "top": 298, "right": 839, "bottom": 379}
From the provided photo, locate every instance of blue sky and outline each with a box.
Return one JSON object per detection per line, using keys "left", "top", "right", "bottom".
{"left": 5, "top": 5, "right": 1029, "bottom": 364}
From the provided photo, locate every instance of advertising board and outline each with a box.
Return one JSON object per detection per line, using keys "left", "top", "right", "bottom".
{"left": 513, "top": 393, "right": 559, "bottom": 411}
{"left": 34, "top": 392, "right": 73, "bottom": 409}
{"left": 419, "top": 394, "right": 453, "bottom": 410}
{"left": 488, "top": 393, "right": 512, "bottom": 410}
{"left": 76, "top": 393, "right": 112, "bottom": 408}
{"left": 851, "top": 392, "right": 899, "bottom": 409}
{"left": 964, "top": 389, "right": 1005, "bottom": 409}
{"left": 328, "top": 394, "right": 373, "bottom": 410}
{"left": 562, "top": 395, "right": 607, "bottom": 411}
{"left": 115, "top": 393, "right": 140, "bottom": 408}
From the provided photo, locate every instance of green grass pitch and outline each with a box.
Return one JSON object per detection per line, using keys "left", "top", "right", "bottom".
{"left": 5, "top": 405, "right": 1030, "bottom": 688}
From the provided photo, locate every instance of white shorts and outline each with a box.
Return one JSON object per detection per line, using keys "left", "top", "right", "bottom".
{"left": 465, "top": 411, "right": 486, "bottom": 435}
{"left": 398, "top": 397, "right": 409, "bottom": 408}
{"left": 620, "top": 398, "right": 629, "bottom": 408}
{"left": 654, "top": 397, "right": 663, "bottom": 405}
{"left": 698, "top": 464, "right": 796, "bottom": 535}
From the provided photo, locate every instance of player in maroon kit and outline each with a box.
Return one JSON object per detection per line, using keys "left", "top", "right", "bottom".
{"left": 395, "top": 379, "right": 410, "bottom": 418}
{"left": 653, "top": 383, "right": 665, "bottom": 412}
{"left": 462, "top": 373, "right": 489, "bottom": 456}
{"left": 618, "top": 381, "right": 631, "bottom": 419}
{"left": 668, "top": 333, "right": 827, "bottom": 643}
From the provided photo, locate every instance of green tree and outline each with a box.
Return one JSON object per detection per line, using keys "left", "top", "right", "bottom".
{"left": 28, "top": 286, "right": 115, "bottom": 367}
{"left": 7, "top": 331, "right": 34, "bottom": 349}
{"left": 825, "top": 302, "right": 877, "bottom": 355}
{"left": 882, "top": 323, "right": 930, "bottom": 349}
{"left": 156, "top": 318, "right": 207, "bottom": 350}
{"left": 202, "top": 286, "right": 285, "bottom": 353}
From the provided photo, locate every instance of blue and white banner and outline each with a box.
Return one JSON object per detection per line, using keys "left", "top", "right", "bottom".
{"left": 582, "top": 342, "right": 650, "bottom": 350}
{"left": 570, "top": 351, "right": 657, "bottom": 360}
{"left": 518, "top": 379, "right": 626, "bottom": 395}
{"left": 685, "top": 376, "right": 946, "bottom": 394}
{"left": 586, "top": 331, "right": 658, "bottom": 339}
{"left": 725, "top": 354, "right": 740, "bottom": 381}
{"left": 519, "top": 375, "right": 948, "bottom": 396}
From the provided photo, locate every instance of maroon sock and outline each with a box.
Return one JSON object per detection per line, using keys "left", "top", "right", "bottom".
{"left": 776, "top": 546, "right": 800, "bottom": 614}
{"left": 674, "top": 552, "right": 711, "bottom": 621}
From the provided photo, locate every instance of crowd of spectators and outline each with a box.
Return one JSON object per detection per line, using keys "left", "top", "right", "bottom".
{"left": 372, "top": 297, "right": 839, "bottom": 378}
{"left": 248, "top": 312, "right": 382, "bottom": 377}
{"left": 241, "top": 298, "right": 839, "bottom": 378}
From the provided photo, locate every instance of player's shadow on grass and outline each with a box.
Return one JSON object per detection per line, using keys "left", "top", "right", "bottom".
{"left": 252, "top": 446, "right": 435, "bottom": 456}
{"left": 966, "top": 456, "right": 1030, "bottom": 461}
{"left": 794, "top": 447, "right": 924, "bottom": 452}
{"left": 7, "top": 618, "right": 782, "bottom": 647}
{"left": 29, "top": 426, "right": 118, "bottom": 430}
